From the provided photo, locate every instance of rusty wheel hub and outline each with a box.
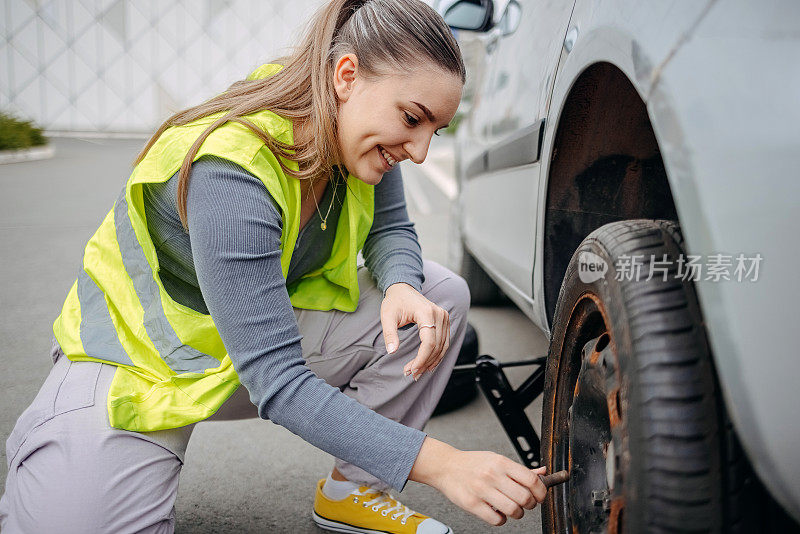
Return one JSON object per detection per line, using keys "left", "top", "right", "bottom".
{"left": 568, "top": 333, "right": 624, "bottom": 533}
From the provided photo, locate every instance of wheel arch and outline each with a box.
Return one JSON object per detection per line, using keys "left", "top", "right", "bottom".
{"left": 541, "top": 61, "right": 679, "bottom": 327}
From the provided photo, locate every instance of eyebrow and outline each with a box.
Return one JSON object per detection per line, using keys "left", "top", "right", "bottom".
{"left": 411, "top": 101, "right": 450, "bottom": 129}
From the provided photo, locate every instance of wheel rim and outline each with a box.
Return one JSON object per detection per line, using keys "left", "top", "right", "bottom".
{"left": 550, "top": 294, "right": 625, "bottom": 534}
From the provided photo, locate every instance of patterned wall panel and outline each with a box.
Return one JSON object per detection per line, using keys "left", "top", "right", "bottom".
{"left": 1, "top": 0, "right": 326, "bottom": 133}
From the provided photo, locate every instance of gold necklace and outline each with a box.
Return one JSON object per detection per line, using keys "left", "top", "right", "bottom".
{"left": 309, "top": 176, "right": 337, "bottom": 231}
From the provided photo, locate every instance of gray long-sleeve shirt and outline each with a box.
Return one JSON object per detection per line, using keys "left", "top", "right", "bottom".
{"left": 141, "top": 156, "right": 426, "bottom": 491}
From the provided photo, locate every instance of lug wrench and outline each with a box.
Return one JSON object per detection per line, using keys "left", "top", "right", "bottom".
{"left": 540, "top": 470, "right": 569, "bottom": 488}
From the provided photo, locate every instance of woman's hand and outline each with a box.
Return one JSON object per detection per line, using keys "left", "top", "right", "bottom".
{"left": 380, "top": 283, "right": 450, "bottom": 381}
{"left": 409, "top": 437, "right": 549, "bottom": 526}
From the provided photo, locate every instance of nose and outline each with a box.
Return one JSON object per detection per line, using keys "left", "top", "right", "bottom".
{"left": 403, "top": 131, "right": 432, "bottom": 165}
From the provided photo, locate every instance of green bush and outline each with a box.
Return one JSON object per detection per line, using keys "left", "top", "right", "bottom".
{"left": 0, "top": 112, "right": 47, "bottom": 150}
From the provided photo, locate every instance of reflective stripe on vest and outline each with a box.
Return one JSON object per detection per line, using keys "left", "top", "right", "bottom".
{"left": 112, "top": 192, "right": 220, "bottom": 374}
{"left": 76, "top": 269, "right": 131, "bottom": 366}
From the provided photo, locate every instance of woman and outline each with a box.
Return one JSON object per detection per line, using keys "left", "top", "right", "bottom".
{"left": 0, "top": 1, "right": 547, "bottom": 532}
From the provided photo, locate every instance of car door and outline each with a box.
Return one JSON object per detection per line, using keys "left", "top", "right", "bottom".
{"left": 461, "top": 0, "right": 575, "bottom": 301}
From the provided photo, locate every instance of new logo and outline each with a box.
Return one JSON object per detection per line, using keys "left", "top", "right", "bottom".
{"left": 578, "top": 251, "right": 608, "bottom": 283}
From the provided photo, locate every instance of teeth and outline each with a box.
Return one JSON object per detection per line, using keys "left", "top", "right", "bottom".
{"left": 380, "top": 147, "right": 397, "bottom": 166}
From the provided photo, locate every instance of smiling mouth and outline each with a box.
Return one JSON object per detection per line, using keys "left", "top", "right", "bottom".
{"left": 378, "top": 145, "right": 398, "bottom": 167}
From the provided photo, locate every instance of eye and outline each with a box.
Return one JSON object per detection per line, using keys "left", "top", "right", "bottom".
{"left": 403, "top": 112, "right": 420, "bottom": 127}
{"left": 434, "top": 129, "right": 443, "bottom": 137}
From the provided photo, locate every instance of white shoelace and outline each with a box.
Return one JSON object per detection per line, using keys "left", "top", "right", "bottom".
{"left": 352, "top": 486, "right": 416, "bottom": 523}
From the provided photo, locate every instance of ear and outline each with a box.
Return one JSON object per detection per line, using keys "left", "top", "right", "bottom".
{"left": 333, "top": 53, "right": 359, "bottom": 102}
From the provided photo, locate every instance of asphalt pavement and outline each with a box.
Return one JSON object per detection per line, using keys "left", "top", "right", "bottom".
{"left": 0, "top": 136, "right": 549, "bottom": 533}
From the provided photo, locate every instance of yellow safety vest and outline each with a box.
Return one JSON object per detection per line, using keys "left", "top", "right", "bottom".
{"left": 53, "top": 63, "right": 375, "bottom": 432}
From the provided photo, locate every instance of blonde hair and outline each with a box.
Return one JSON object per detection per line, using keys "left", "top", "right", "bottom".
{"left": 134, "top": 0, "right": 465, "bottom": 229}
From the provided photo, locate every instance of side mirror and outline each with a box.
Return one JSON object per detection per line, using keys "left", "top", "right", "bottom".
{"left": 442, "top": 0, "right": 494, "bottom": 33}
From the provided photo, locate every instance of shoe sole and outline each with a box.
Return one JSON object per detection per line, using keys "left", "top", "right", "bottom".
{"left": 311, "top": 511, "right": 454, "bottom": 534}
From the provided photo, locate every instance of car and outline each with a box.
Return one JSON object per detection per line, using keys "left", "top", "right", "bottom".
{"left": 437, "top": 0, "right": 800, "bottom": 532}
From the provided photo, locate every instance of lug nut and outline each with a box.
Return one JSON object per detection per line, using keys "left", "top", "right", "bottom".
{"left": 591, "top": 489, "right": 608, "bottom": 506}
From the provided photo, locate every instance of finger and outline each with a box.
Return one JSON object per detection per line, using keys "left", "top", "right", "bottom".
{"left": 431, "top": 312, "right": 451, "bottom": 373}
{"left": 532, "top": 466, "right": 549, "bottom": 502}
{"left": 507, "top": 464, "right": 548, "bottom": 504}
{"left": 409, "top": 316, "right": 437, "bottom": 379}
{"left": 403, "top": 358, "right": 414, "bottom": 376}
{"left": 485, "top": 490, "right": 525, "bottom": 521}
{"left": 497, "top": 473, "right": 538, "bottom": 511}
{"left": 473, "top": 502, "right": 507, "bottom": 527}
{"left": 380, "top": 306, "right": 400, "bottom": 355}
{"left": 418, "top": 309, "right": 446, "bottom": 376}
{"left": 430, "top": 308, "right": 449, "bottom": 373}
{"left": 432, "top": 308, "right": 448, "bottom": 370}
{"left": 411, "top": 328, "right": 436, "bottom": 380}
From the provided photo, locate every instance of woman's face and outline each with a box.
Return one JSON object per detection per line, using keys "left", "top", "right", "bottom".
{"left": 333, "top": 54, "right": 462, "bottom": 185}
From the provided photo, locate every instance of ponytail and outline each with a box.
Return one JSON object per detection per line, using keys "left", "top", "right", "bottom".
{"left": 133, "top": 0, "right": 464, "bottom": 229}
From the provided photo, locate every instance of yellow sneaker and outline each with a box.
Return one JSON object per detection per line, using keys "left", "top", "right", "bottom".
{"left": 312, "top": 478, "right": 453, "bottom": 534}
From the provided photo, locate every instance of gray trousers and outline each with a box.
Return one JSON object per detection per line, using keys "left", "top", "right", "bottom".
{"left": 0, "top": 260, "right": 469, "bottom": 533}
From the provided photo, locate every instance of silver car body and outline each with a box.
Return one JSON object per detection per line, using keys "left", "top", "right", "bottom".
{"left": 451, "top": 0, "right": 800, "bottom": 518}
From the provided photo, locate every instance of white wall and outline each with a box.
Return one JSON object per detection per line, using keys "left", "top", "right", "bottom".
{"left": 1, "top": 0, "right": 326, "bottom": 133}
